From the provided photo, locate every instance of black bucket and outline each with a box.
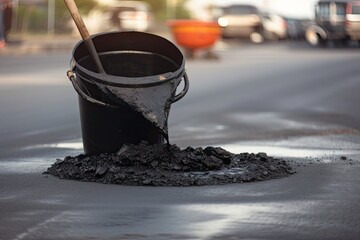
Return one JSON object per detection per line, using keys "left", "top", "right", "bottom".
{"left": 67, "top": 32, "right": 189, "bottom": 155}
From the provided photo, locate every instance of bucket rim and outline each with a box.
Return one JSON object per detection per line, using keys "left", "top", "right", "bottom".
{"left": 72, "top": 31, "right": 185, "bottom": 88}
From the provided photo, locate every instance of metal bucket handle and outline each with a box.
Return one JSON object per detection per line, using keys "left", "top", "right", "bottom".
{"left": 67, "top": 70, "right": 189, "bottom": 107}
{"left": 172, "top": 71, "right": 189, "bottom": 103}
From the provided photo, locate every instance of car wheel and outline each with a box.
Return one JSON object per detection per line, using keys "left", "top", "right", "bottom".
{"left": 250, "top": 32, "right": 264, "bottom": 43}
{"left": 305, "top": 28, "right": 326, "bottom": 47}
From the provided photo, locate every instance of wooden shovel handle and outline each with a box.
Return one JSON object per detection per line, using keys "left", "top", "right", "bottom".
{"left": 63, "top": 0, "right": 105, "bottom": 74}
{"left": 64, "top": 0, "right": 90, "bottom": 40}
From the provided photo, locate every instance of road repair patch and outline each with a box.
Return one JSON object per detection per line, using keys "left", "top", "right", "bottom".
{"left": 44, "top": 142, "right": 295, "bottom": 187}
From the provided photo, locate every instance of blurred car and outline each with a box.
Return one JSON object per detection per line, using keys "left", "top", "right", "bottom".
{"left": 286, "top": 18, "right": 313, "bottom": 40}
{"left": 216, "top": 4, "right": 265, "bottom": 43}
{"left": 262, "top": 13, "right": 287, "bottom": 40}
{"left": 108, "top": 0, "right": 152, "bottom": 32}
{"left": 71, "top": 1, "right": 152, "bottom": 35}
{"left": 286, "top": 19, "right": 303, "bottom": 40}
{"left": 306, "top": 0, "right": 360, "bottom": 46}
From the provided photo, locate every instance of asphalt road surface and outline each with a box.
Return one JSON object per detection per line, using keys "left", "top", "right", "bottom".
{"left": 1, "top": 41, "right": 360, "bottom": 240}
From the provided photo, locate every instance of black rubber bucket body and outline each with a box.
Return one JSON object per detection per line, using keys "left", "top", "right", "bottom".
{"left": 70, "top": 32, "right": 188, "bottom": 155}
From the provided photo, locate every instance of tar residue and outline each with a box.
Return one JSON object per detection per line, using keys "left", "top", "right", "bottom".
{"left": 45, "top": 142, "right": 295, "bottom": 187}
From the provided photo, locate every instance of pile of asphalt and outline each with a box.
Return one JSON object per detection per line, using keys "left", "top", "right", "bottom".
{"left": 45, "top": 142, "right": 295, "bottom": 187}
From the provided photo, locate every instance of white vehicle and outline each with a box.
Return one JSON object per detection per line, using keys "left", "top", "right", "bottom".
{"left": 107, "top": 1, "right": 152, "bottom": 32}
{"left": 263, "top": 13, "right": 287, "bottom": 40}
{"left": 216, "top": 4, "right": 265, "bottom": 43}
{"left": 75, "top": 1, "right": 153, "bottom": 34}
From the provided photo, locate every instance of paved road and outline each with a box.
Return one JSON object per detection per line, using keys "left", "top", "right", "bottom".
{"left": 1, "top": 41, "right": 360, "bottom": 240}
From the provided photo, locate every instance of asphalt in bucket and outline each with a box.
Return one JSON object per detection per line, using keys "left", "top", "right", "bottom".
{"left": 45, "top": 142, "right": 295, "bottom": 187}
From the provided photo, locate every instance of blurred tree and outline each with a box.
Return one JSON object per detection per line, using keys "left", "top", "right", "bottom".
{"left": 141, "top": 0, "right": 191, "bottom": 20}
{"left": 55, "top": 0, "right": 98, "bottom": 16}
{"left": 173, "top": 0, "right": 192, "bottom": 20}
{"left": 14, "top": 0, "right": 99, "bottom": 34}
{"left": 55, "top": 0, "right": 99, "bottom": 32}
{"left": 14, "top": 0, "right": 191, "bottom": 34}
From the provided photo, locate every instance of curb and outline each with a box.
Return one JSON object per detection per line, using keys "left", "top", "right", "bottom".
{"left": 0, "top": 31, "right": 171, "bottom": 56}
{"left": 0, "top": 36, "right": 79, "bottom": 56}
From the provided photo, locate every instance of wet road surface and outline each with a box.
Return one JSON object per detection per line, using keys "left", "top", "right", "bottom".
{"left": 1, "top": 41, "right": 360, "bottom": 239}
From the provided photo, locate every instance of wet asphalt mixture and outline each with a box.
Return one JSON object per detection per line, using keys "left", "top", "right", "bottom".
{"left": 45, "top": 142, "right": 295, "bottom": 187}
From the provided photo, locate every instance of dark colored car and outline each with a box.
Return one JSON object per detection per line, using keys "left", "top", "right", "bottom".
{"left": 306, "top": 0, "right": 360, "bottom": 46}
{"left": 216, "top": 4, "right": 265, "bottom": 43}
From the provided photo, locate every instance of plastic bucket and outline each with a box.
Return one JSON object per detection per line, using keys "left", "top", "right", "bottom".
{"left": 67, "top": 32, "right": 188, "bottom": 155}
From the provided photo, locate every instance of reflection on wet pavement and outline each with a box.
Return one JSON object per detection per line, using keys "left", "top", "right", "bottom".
{"left": 171, "top": 111, "right": 360, "bottom": 148}
{"left": 10, "top": 200, "right": 359, "bottom": 240}
{"left": 228, "top": 112, "right": 326, "bottom": 130}
{"left": 220, "top": 137, "right": 360, "bottom": 159}
{"left": 0, "top": 158, "right": 52, "bottom": 174}
{"left": 8, "top": 205, "right": 276, "bottom": 239}
{"left": 23, "top": 140, "right": 83, "bottom": 151}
